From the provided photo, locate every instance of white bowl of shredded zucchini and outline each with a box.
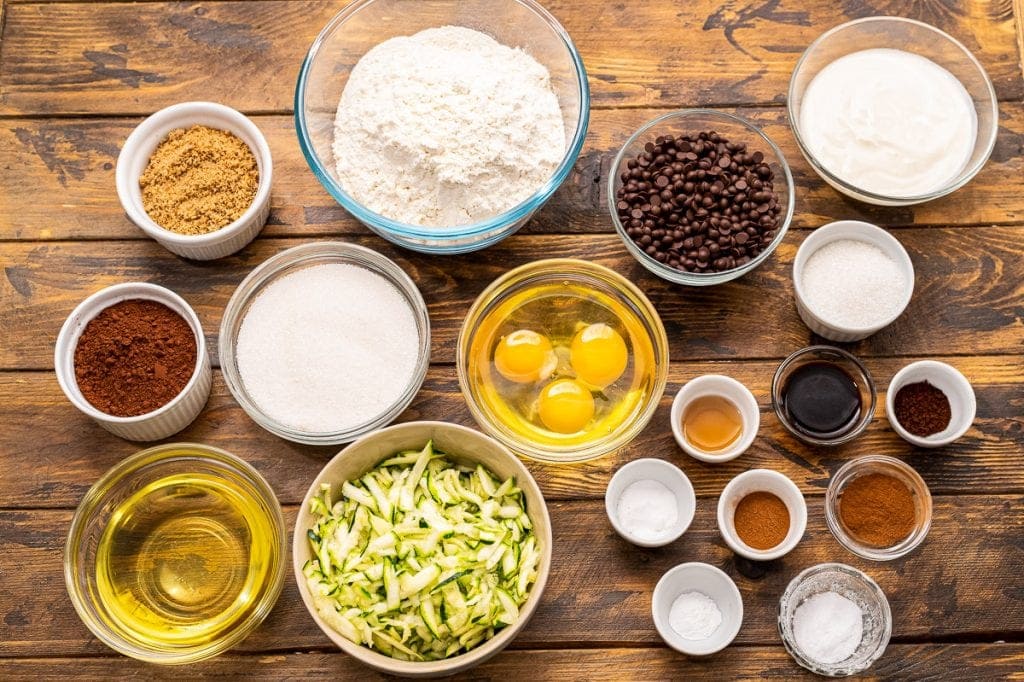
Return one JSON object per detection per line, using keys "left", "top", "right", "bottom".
{"left": 293, "top": 421, "right": 552, "bottom": 676}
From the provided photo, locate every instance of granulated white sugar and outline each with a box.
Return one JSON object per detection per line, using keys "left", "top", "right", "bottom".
{"left": 332, "top": 26, "right": 566, "bottom": 227}
{"left": 236, "top": 263, "right": 420, "bottom": 433}
{"left": 801, "top": 239, "right": 906, "bottom": 329}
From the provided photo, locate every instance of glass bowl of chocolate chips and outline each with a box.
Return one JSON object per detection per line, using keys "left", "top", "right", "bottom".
{"left": 609, "top": 109, "right": 795, "bottom": 286}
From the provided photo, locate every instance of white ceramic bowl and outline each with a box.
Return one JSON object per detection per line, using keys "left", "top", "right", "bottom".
{"left": 54, "top": 283, "right": 212, "bottom": 441}
{"left": 793, "top": 220, "right": 915, "bottom": 342}
{"left": 717, "top": 469, "right": 807, "bottom": 561}
{"left": 886, "top": 360, "right": 976, "bottom": 447}
{"left": 116, "top": 101, "right": 273, "bottom": 260}
{"left": 605, "top": 458, "right": 696, "bottom": 547}
{"left": 652, "top": 562, "right": 743, "bottom": 656}
{"left": 293, "top": 421, "right": 552, "bottom": 677}
{"left": 671, "top": 375, "right": 760, "bottom": 463}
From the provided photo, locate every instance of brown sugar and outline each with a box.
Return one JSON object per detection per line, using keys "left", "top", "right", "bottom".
{"left": 139, "top": 125, "right": 259, "bottom": 235}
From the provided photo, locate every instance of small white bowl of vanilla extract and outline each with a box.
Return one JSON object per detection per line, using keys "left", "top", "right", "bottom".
{"left": 671, "top": 375, "right": 760, "bottom": 463}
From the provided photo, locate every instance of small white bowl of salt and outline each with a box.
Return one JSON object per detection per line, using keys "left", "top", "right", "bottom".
{"left": 793, "top": 220, "right": 915, "bottom": 342}
{"left": 605, "top": 458, "right": 696, "bottom": 548}
{"left": 652, "top": 562, "right": 744, "bottom": 656}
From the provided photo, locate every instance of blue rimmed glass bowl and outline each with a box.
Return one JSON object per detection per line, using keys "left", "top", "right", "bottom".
{"left": 295, "top": 0, "right": 590, "bottom": 254}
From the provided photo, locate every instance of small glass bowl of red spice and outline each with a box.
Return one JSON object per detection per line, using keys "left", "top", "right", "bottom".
{"left": 885, "top": 360, "right": 976, "bottom": 448}
{"left": 54, "top": 283, "right": 212, "bottom": 441}
{"left": 825, "top": 455, "right": 933, "bottom": 561}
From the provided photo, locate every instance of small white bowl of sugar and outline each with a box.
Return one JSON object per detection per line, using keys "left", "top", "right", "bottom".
{"left": 652, "top": 562, "right": 743, "bottom": 656}
{"left": 793, "top": 220, "right": 915, "bottom": 342}
{"left": 605, "top": 458, "right": 695, "bottom": 548}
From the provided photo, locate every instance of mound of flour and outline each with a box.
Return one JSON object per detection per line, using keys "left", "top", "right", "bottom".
{"left": 332, "top": 26, "right": 566, "bottom": 227}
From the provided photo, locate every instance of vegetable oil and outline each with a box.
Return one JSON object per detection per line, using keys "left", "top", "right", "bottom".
{"left": 94, "top": 471, "right": 280, "bottom": 650}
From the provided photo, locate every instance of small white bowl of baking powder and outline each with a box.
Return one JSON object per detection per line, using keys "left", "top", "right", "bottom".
{"left": 605, "top": 458, "right": 695, "bottom": 548}
{"left": 652, "top": 562, "right": 744, "bottom": 656}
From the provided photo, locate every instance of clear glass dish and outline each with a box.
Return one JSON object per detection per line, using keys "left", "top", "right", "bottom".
{"left": 457, "top": 259, "right": 669, "bottom": 463}
{"left": 771, "top": 345, "right": 876, "bottom": 447}
{"left": 64, "top": 443, "right": 287, "bottom": 664}
{"left": 788, "top": 16, "right": 998, "bottom": 206}
{"left": 608, "top": 109, "right": 795, "bottom": 286}
{"left": 294, "top": 0, "right": 590, "bottom": 254}
{"left": 825, "top": 455, "right": 932, "bottom": 561}
{"left": 219, "top": 242, "right": 431, "bottom": 445}
{"left": 779, "top": 563, "right": 892, "bottom": 677}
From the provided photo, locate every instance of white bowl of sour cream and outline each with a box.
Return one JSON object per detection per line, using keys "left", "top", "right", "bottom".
{"left": 788, "top": 16, "right": 998, "bottom": 206}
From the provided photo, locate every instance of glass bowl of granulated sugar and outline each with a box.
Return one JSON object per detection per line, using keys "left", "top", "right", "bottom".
{"left": 295, "top": 0, "right": 590, "bottom": 254}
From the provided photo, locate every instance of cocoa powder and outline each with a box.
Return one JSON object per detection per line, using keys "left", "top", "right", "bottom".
{"left": 73, "top": 299, "right": 197, "bottom": 417}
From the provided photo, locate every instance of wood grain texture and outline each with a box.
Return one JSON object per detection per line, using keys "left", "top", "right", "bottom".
{"left": 1, "top": 1, "right": 1020, "bottom": 116}
{"left": 3, "top": 229, "right": 1024, "bottom": 370}
{"left": 2, "top": 645, "right": 1024, "bottom": 681}
{"left": 5, "top": 102, "right": 1024, "bottom": 242}
{"left": 0, "top": 358, "right": 1021, "bottom": 509}
{"left": 2, "top": 498, "right": 1022, "bottom": 657}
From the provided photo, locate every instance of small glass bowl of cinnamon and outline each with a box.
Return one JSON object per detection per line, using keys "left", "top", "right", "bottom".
{"left": 825, "top": 455, "right": 932, "bottom": 561}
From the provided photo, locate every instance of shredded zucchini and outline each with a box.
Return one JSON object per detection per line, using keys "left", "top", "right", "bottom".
{"left": 305, "top": 441, "right": 540, "bottom": 661}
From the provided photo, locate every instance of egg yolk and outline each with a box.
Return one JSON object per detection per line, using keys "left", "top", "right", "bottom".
{"left": 537, "top": 379, "right": 595, "bottom": 434}
{"left": 570, "top": 323, "right": 629, "bottom": 388}
{"left": 493, "top": 329, "right": 555, "bottom": 384}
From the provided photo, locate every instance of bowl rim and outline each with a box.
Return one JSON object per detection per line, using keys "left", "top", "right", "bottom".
{"left": 716, "top": 468, "right": 808, "bottom": 561}
{"left": 607, "top": 108, "right": 795, "bottom": 286}
{"left": 54, "top": 282, "right": 208, "bottom": 424}
{"left": 291, "top": 420, "right": 553, "bottom": 676}
{"left": 293, "top": 0, "right": 591, "bottom": 243}
{"left": 604, "top": 457, "right": 696, "bottom": 547}
{"left": 651, "top": 561, "right": 744, "bottom": 656}
{"left": 884, "top": 360, "right": 976, "bottom": 447}
{"left": 670, "top": 374, "right": 761, "bottom": 463}
{"left": 778, "top": 562, "right": 893, "bottom": 676}
{"left": 455, "top": 258, "right": 670, "bottom": 463}
{"left": 824, "top": 454, "right": 933, "bottom": 561}
{"left": 771, "top": 345, "right": 877, "bottom": 447}
{"left": 114, "top": 101, "right": 274, "bottom": 246}
{"left": 792, "top": 220, "right": 916, "bottom": 337}
{"left": 786, "top": 15, "right": 999, "bottom": 205}
{"left": 63, "top": 442, "right": 288, "bottom": 664}
{"left": 218, "top": 241, "right": 431, "bottom": 445}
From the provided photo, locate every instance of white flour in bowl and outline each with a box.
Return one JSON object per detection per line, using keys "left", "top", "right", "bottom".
{"left": 332, "top": 26, "right": 566, "bottom": 228}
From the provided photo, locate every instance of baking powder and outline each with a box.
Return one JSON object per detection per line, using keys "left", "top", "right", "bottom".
{"left": 792, "top": 590, "right": 864, "bottom": 665}
{"left": 333, "top": 26, "right": 566, "bottom": 227}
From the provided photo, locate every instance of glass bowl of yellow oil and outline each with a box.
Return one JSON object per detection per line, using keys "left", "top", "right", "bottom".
{"left": 458, "top": 259, "right": 669, "bottom": 463}
{"left": 64, "top": 443, "right": 287, "bottom": 664}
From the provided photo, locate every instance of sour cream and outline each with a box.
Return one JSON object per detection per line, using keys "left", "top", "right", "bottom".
{"left": 798, "top": 48, "right": 977, "bottom": 198}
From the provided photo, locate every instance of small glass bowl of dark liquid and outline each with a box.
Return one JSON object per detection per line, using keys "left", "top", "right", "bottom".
{"left": 772, "top": 346, "right": 876, "bottom": 446}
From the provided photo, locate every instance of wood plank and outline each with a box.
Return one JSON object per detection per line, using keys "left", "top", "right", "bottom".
{"left": 2, "top": 645, "right": 1024, "bottom": 680}
{"left": 1, "top": 498, "right": 1021, "bottom": 656}
{"left": 3, "top": 228, "right": 1024, "bottom": 371}
{"left": 0, "top": 1, "right": 1020, "bottom": 116}
{"left": 0, "top": 356, "right": 1021, "bottom": 509}
{"left": 5, "top": 103, "right": 1024, "bottom": 242}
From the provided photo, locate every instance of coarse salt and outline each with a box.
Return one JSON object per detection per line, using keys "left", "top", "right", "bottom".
{"left": 236, "top": 263, "right": 420, "bottom": 433}
{"left": 616, "top": 479, "right": 678, "bottom": 542}
{"left": 801, "top": 239, "right": 906, "bottom": 329}
{"left": 669, "top": 591, "right": 722, "bottom": 641}
{"left": 792, "top": 590, "right": 864, "bottom": 665}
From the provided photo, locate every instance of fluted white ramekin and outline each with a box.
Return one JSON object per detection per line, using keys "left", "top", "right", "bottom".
{"left": 116, "top": 102, "right": 273, "bottom": 260}
{"left": 55, "top": 283, "right": 212, "bottom": 441}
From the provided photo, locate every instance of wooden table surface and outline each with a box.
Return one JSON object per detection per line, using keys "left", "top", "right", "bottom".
{"left": 1, "top": 1, "right": 1023, "bottom": 679}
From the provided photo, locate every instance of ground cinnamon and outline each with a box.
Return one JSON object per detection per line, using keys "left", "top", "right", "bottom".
{"left": 734, "top": 491, "right": 790, "bottom": 550}
{"left": 838, "top": 472, "right": 916, "bottom": 547}
{"left": 73, "top": 299, "right": 197, "bottom": 417}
